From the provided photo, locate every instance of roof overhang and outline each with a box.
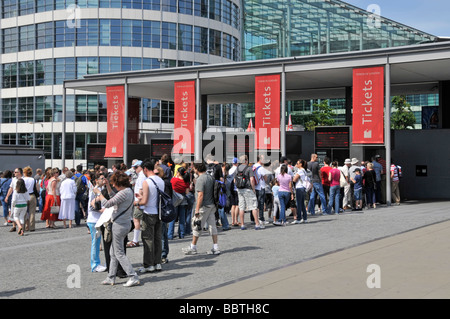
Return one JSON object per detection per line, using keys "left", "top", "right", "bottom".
{"left": 64, "top": 41, "right": 450, "bottom": 103}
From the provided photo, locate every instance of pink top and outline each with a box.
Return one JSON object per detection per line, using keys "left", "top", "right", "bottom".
{"left": 277, "top": 173, "right": 292, "bottom": 192}
{"left": 329, "top": 168, "right": 341, "bottom": 187}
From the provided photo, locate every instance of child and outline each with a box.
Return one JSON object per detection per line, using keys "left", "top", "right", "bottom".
{"left": 271, "top": 179, "right": 280, "bottom": 224}
{"left": 11, "top": 179, "right": 30, "bottom": 236}
{"left": 351, "top": 168, "right": 363, "bottom": 211}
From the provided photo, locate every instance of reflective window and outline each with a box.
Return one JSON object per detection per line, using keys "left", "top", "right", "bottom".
{"left": 178, "top": 24, "right": 193, "bottom": 51}
{"left": 2, "top": 0, "right": 18, "bottom": 18}
{"left": 37, "top": 22, "right": 54, "bottom": 49}
{"left": 179, "top": 0, "right": 193, "bottom": 15}
{"left": 18, "top": 97, "right": 34, "bottom": 123}
{"left": 209, "top": 29, "right": 221, "bottom": 56}
{"left": 19, "top": 25, "right": 35, "bottom": 51}
{"left": 194, "top": 0, "right": 208, "bottom": 18}
{"left": 35, "top": 59, "right": 54, "bottom": 86}
{"left": 161, "top": 0, "right": 177, "bottom": 13}
{"left": 19, "top": 61, "right": 35, "bottom": 87}
{"left": 194, "top": 26, "right": 208, "bottom": 54}
{"left": 2, "top": 63, "right": 17, "bottom": 88}
{"left": 1, "top": 98, "right": 17, "bottom": 124}
{"left": 2, "top": 27, "right": 18, "bottom": 54}
{"left": 162, "top": 22, "right": 177, "bottom": 49}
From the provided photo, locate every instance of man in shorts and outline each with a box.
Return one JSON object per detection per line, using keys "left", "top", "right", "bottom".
{"left": 183, "top": 162, "right": 221, "bottom": 255}
{"left": 235, "top": 155, "right": 264, "bottom": 230}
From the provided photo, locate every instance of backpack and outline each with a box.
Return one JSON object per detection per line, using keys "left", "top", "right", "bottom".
{"left": 75, "top": 174, "right": 87, "bottom": 195}
{"left": 214, "top": 180, "right": 229, "bottom": 210}
{"left": 234, "top": 165, "right": 250, "bottom": 189}
{"left": 301, "top": 169, "right": 313, "bottom": 192}
{"left": 252, "top": 165, "right": 263, "bottom": 186}
{"left": 148, "top": 177, "right": 176, "bottom": 223}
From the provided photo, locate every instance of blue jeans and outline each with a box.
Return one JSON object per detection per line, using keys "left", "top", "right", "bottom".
{"left": 308, "top": 182, "right": 329, "bottom": 214}
{"left": 278, "top": 191, "right": 291, "bottom": 223}
{"left": 0, "top": 196, "right": 10, "bottom": 218}
{"left": 74, "top": 194, "right": 83, "bottom": 226}
{"left": 87, "top": 223, "right": 102, "bottom": 271}
{"left": 366, "top": 187, "right": 375, "bottom": 206}
{"left": 185, "top": 193, "right": 194, "bottom": 235}
{"left": 328, "top": 185, "right": 341, "bottom": 214}
{"left": 295, "top": 188, "right": 307, "bottom": 221}
{"left": 218, "top": 207, "right": 230, "bottom": 229}
{"left": 168, "top": 204, "right": 187, "bottom": 239}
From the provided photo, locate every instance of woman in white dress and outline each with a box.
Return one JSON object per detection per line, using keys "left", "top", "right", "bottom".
{"left": 59, "top": 171, "right": 77, "bottom": 228}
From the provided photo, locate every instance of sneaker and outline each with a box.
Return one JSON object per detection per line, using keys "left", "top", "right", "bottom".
{"left": 101, "top": 277, "right": 115, "bottom": 286}
{"left": 182, "top": 246, "right": 198, "bottom": 255}
{"left": 161, "top": 257, "right": 169, "bottom": 264}
{"left": 138, "top": 266, "right": 155, "bottom": 273}
{"left": 240, "top": 226, "right": 247, "bottom": 230}
{"left": 259, "top": 220, "right": 269, "bottom": 225}
{"left": 93, "top": 265, "right": 107, "bottom": 272}
{"left": 273, "top": 221, "right": 282, "bottom": 226}
{"left": 210, "top": 248, "right": 221, "bottom": 255}
{"left": 155, "top": 264, "right": 162, "bottom": 271}
{"left": 123, "top": 276, "right": 140, "bottom": 287}
{"left": 254, "top": 225, "right": 263, "bottom": 230}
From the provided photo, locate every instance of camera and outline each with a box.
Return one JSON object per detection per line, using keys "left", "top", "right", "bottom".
{"left": 193, "top": 216, "right": 202, "bottom": 231}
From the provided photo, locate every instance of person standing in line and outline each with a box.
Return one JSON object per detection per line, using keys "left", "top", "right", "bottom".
{"left": 341, "top": 159, "right": 352, "bottom": 210}
{"left": 320, "top": 157, "right": 332, "bottom": 207}
{"left": 228, "top": 158, "right": 240, "bottom": 227}
{"left": 372, "top": 156, "right": 383, "bottom": 205}
{"left": 363, "top": 162, "right": 377, "bottom": 209}
{"left": 93, "top": 171, "right": 139, "bottom": 287}
{"left": 135, "top": 160, "right": 165, "bottom": 273}
{"left": 328, "top": 161, "right": 341, "bottom": 215}
{"left": 169, "top": 167, "right": 191, "bottom": 239}
{"left": 128, "top": 160, "right": 144, "bottom": 248}
{"left": 274, "top": 165, "right": 293, "bottom": 226}
{"left": 390, "top": 160, "right": 401, "bottom": 205}
{"left": 74, "top": 165, "right": 88, "bottom": 226}
{"left": 293, "top": 159, "right": 309, "bottom": 223}
{"left": 22, "top": 167, "right": 37, "bottom": 232}
{"left": 348, "top": 158, "right": 360, "bottom": 210}
{"left": 307, "top": 154, "right": 329, "bottom": 215}
{"left": 11, "top": 179, "right": 30, "bottom": 236}
{"left": 234, "top": 155, "right": 264, "bottom": 231}
{"left": 0, "top": 170, "right": 12, "bottom": 226}
{"left": 59, "top": 171, "right": 77, "bottom": 228}
{"left": 351, "top": 168, "right": 363, "bottom": 211}
{"left": 183, "top": 162, "right": 221, "bottom": 255}
{"left": 252, "top": 154, "right": 268, "bottom": 225}
{"left": 41, "top": 168, "right": 61, "bottom": 229}
{"left": 271, "top": 179, "right": 280, "bottom": 224}
{"left": 5, "top": 168, "right": 23, "bottom": 232}
{"left": 87, "top": 172, "right": 107, "bottom": 273}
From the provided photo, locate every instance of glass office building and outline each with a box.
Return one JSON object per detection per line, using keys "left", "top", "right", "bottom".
{"left": 0, "top": 0, "right": 441, "bottom": 167}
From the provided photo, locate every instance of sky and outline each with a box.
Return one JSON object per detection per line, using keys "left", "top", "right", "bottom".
{"left": 343, "top": 0, "right": 450, "bottom": 37}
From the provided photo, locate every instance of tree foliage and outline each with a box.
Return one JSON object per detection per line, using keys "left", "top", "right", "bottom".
{"left": 391, "top": 96, "right": 416, "bottom": 130}
{"left": 304, "top": 100, "right": 336, "bottom": 131}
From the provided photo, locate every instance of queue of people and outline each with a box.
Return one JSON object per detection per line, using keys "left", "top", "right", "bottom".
{"left": 0, "top": 152, "right": 402, "bottom": 288}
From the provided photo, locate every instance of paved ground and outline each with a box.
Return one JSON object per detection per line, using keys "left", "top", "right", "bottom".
{"left": 1, "top": 200, "right": 449, "bottom": 300}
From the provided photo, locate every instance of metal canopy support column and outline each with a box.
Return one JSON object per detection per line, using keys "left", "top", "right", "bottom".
{"left": 62, "top": 85, "right": 66, "bottom": 169}
{"left": 123, "top": 80, "right": 129, "bottom": 166}
{"left": 385, "top": 59, "right": 392, "bottom": 206}
{"left": 281, "top": 65, "right": 286, "bottom": 156}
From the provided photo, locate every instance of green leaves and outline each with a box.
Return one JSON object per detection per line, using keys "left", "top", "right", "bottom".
{"left": 391, "top": 96, "right": 416, "bottom": 130}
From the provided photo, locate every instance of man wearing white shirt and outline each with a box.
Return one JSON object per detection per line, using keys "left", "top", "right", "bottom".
{"left": 275, "top": 156, "right": 293, "bottom": 178}
{"left": 253, "top": 154, "right": 268, "bottom": 224}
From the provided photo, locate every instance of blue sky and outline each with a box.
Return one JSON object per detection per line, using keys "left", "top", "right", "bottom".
{"left": 343, "top": 0, "right": 450, "bottom": 37}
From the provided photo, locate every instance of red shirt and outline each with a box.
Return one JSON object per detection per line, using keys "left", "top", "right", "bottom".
{"left": 320, "top": 166, "right": 332, "bottom": 186}
{"left": 171, "top": 177, "right": 189, "bottom": 194}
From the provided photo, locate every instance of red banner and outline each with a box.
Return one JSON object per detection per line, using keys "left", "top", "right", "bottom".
{"left": 352, "top": 67, "right": 385, "bottom": 144}
{"left": 105, "top": 86, "right": 125, "bottom": 158}
{"left": 255, "top": 74, "right": 281, "bottom": 150}
{"left": 173, "top": 81, "right": 196, "bottom": 155}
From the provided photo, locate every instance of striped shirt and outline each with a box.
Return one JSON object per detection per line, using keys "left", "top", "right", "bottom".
{"left": 391, "top": 165, "right": 399, "bottom": 182}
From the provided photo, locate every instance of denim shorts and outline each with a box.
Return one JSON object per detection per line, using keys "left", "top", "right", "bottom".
{"left": 354, "top": 189, "right": 362, "bottom": 201}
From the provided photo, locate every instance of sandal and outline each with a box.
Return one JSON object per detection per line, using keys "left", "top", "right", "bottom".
{"left": 126, "top": 241, "right": 139, "bottom": 248}
{"left": 18, "top": 228, "right": 24, "bottom": 236}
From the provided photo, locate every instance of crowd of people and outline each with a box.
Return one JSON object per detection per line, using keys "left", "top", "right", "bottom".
{"left": 0, "top": 152, "right": 402, "bottom": 287}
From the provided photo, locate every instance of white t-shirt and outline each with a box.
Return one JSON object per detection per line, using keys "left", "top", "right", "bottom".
{"left": 143, "top": 175, "right": 165, "bottom": 215}
{"left": 252, "top": 163, "right": 267, "bottom": 191}
{"left": 134, "top": 171, "right": 147, "bottom": 208}
{"left": 294, "top": 168, "right": 307, "bottom": 189}
{"left": 23, "top": 176, "right": 35, "bottom": 194}
{"left": 274, "top": 164, "right": 293, "bottom": 179}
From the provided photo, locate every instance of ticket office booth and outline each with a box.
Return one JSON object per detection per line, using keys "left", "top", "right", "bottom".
{"left": 314, "top": 126, "right": 350, "bottom": 166}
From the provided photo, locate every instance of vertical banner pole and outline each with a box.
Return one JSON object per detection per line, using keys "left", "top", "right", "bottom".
{"left": 385, "top": 60, "right": 392, "bottom": 206}
{"left": 281, "top": 65, "right": 286, "bottom": 157}
{"left": 123, "top": 80, "right": 129, "bottom": 166}
{"left": 62, "top": 85, "right": 66, "bottom": 169}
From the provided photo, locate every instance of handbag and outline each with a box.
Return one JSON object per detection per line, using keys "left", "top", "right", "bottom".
{"left": 104, "top": 200, "right": 133, "bottom": 243}
{"left": 50, "top": 199, "right": 60, "bottom": 214}
{"left": 172, "top": 191, "right": 184, "bottom": 207}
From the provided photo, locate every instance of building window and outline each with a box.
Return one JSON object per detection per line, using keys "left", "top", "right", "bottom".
{"left": 19, "top": 0, "right": 34, "bottom": 16}
{"left": 209, "top": 29, "right": 221, "bottom": 56}
{"left": 178, "top": 24, "right": 193, "bottom": 51}
{"left": 1, "top": 98, "right": 17, "bottom": 124}
{"left": 121, "top": 19, "right": 142, "bottom": 47}
{"left": 77, "top": 19, "right": 99, "bottom": 46}
{"left": 36, "top": 0, "right": 54, "bottom": 12}
{"left": 2, "top": 27, "right": 18, "bottom": 54}
{"left": 222, "top": 0, "right": 232, "bottom": 25}
{"left": 99, "top": 57, "right": 121, "bottom": 74}
{"left": 37, "top": 22, "right": 54, "bottom": 49}
{"left": 162, "top": 22, "right": 177, "bottom": 49}
{"left": 2, "top": 133, "right": 17, "bottom": 145}
{"left": 2, "top": 63, "right": 17, "bottom": 89}
{"left": 55, "top": 20, "right": 76, "bottom": 48}
{"left": 35, "top": 59, "right": 54, "bottom": 86}
{"left": 143, "top": 21, "right": 161, "bottom": 48}
{"left": 162, "top": 0, "right": 177, "bottom": 13}
{"left": 222, "top": 33, "right": 232, "bottom": 59}
{"left": 55, "top": 58, "right": 76, "bottom": 84}
{"left": 18, "top": 61, "right": 34, "bottom": 87}
{"left": 179, "top": 0, "right": 193, "bottom": 15}
{"left": 100, "top": 19, "right": 121, "bottom": 46}
{"left": 194, "top": 0, "right": 208, "bottom": 18}
{"left": 77, "top": 57, "right": 99, "bottom": 79}
{"left": 19, "top": 25, "right": 35, "bottom": 51}
{"left": 194, "top": 26, "right": 208, "bottom": 54}
{"left": 35, "top": 96, "right": 54, "bottom": 122}
{"left": 2, "top": 0, "right": 18, "bottom": 18}
{"left": 209, "top": 0, "right": 221, "bottom": 22}
{"left": 18, "top": 97, "right": 34, "bottom": 123}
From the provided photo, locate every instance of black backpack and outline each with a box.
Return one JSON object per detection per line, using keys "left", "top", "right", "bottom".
{"left": 148, "top": 177, "right": 176, "bottom": 223}
{"left": 234, "top": 165, "right": 250, "bottom": 189}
